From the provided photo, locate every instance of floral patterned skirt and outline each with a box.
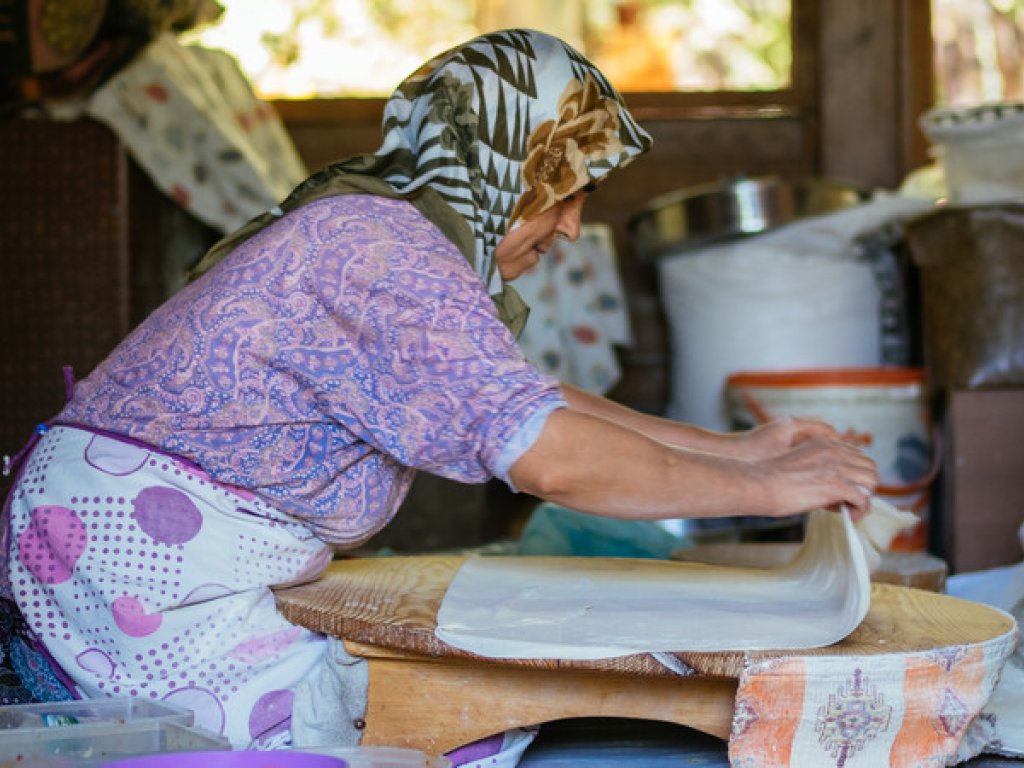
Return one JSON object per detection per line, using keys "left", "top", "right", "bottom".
{"left": 0, "top": 596, "right": 73, "bottom": 705}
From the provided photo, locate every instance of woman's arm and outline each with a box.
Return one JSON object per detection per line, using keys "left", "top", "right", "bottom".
{"left": 510, "top": 399, "right": 878, "bottom": 521}
{"left": 561, "top": 383, "right": 843, "bottom": 461}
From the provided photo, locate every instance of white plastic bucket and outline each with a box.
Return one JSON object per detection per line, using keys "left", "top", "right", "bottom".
{"left": 725, "top": 367, "right": 937, "bottom": 552}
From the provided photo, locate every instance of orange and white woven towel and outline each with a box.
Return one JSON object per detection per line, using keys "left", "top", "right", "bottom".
{"left": 729, "top": 625, "right": 1017, "bottom": 767}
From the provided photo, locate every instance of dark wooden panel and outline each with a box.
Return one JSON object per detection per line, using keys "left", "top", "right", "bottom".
{"left": 819, "top": 0, "right": 933, "bottom": 188}
{"left": 944, "top": 389, "right": 1024, "bottom": 573}
{"left": 0, "top": 118, "right": 189, "bottom": 501}
{"left": 0, "top": 119, "right": 131, "bottom": 460}
{"left": 274, "top": 98, "right": 384, "bottom": 175}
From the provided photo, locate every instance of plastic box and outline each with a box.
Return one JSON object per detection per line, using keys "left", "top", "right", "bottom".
{"left": 0, "top": 719, "right": 229, "bottom": 766}
{"left": 0, "top": 698, "right": 194, "bottom": 732}
{"left": 100, "top": 753, "right": 350, "bottom": 767}
{"left": 0, "top": 696, "right": 194, "bottom": 733}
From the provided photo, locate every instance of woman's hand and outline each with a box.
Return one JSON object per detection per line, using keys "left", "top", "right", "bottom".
{"left": 727, "top": 417, "right": 842, "bottom": 461}
{"left": 750, "top": 434, "right": 879, "bottom": 521}
{"left": 559, "top": 383, "right": 848, "bottom": 463}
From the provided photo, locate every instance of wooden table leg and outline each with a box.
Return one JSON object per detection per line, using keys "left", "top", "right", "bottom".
{"left": 356, "top": 651, "right": 737, "bottom": 756}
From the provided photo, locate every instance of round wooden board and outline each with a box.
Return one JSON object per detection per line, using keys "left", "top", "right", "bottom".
{"left": 273, "top": 554, "right": 1015, "bottom": 678}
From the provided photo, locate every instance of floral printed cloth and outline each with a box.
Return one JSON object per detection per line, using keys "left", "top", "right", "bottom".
{"left": 515, "top": 224, "right": 632, "bottom": 395}
{"left": 86, "top": 32, "right": 308, "bottom": 235}
{"left": 57, "top": 194, "right": 566, "bottom": 547}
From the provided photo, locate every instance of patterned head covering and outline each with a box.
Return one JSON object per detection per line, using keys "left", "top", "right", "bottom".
{"left": 192, "top": 29, "right": 652, "bottom": 328}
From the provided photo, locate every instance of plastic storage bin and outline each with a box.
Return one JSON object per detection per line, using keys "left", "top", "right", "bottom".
{"left": 99, "top": 752, "right": 345, "bottom": 768}
{"left": 0, "top": 719, "right": 229, "bottom": 766}
{"left": 0, "top": 697, "right": 194, "bottom": 732}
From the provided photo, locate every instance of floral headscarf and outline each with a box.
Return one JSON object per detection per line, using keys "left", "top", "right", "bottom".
{"left": 192, "top": 29, "right": 652, "bottom": 331}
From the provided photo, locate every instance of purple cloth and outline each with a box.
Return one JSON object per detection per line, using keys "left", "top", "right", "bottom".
{"left": 446, "top": 732, "right": 506, "bottom": 763}
{"left": 59, "top": 195, "right": 565, "bottom": 546}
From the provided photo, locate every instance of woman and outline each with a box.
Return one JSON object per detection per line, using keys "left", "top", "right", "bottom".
{"left": 1, "top": 29, "right": 877, "bottom": 757}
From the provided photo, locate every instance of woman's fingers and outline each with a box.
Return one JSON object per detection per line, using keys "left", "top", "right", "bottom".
{"left": 786, "top": 417, "right": 840, "bottom": 445}
{"left": 760, "top": 436, "right": 879, "bottom": 518}
{"left": 844, "top": 482, "right": 874, "bottom": 521}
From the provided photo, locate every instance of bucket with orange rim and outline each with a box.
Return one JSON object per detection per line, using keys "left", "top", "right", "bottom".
{"left": 724, "top": 367, "right": 939, "bottom": 552}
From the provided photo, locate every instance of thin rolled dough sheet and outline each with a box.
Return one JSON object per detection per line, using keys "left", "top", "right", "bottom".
{"left": 435, "top": 502, "right": 915, "bottom": 660}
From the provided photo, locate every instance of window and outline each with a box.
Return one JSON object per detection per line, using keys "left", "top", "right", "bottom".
{"left": 933, "top": 0, "right": 1024, "bottom": 105}
{"left": 185, "top": 0, "right": 793, "bottom": 98}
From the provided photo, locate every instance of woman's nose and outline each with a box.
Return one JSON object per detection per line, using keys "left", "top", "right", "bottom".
{"left": 558, "top": 196, "right": 585, "bottom": 241}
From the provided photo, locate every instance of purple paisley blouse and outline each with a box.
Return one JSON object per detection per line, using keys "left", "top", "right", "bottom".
{"left": 59, "top": 195, "right": 566, "bottom": 546}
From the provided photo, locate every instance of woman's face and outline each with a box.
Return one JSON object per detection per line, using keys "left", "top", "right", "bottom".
{"left": 494, "top": 193, "right": 587, "bottom": 281}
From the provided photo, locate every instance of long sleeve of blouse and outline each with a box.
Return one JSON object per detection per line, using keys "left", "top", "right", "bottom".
{"left": 58, "top": 195, "right": 566, "bottom": 545}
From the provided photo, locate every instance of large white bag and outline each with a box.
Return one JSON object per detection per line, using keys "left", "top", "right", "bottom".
{"left": 657, "top": 195, "right": 932, "bottom": 430}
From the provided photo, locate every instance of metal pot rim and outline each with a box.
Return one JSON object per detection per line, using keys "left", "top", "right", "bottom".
{"left": 629, "top": 175, "right": 869, "bottom": 261}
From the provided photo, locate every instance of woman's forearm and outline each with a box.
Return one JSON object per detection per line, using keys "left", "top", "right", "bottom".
{"left": 509, "top": 406, "right": 878, "bottom": 521}
{"left": 510, "top": 407, "right": 762, "bottom": 519}
{"left": 560, "top": 383, "right": 737, "bottom": 454}
{"left": 559, "top": 383, "right": 845, "bottom": 462}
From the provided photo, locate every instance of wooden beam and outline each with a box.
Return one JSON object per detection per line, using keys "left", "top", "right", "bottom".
{"left": 818, "top": 0, "right": 934, "bottom": 187}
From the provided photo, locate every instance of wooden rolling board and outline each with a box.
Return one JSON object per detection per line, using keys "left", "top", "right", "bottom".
{"left": 274, "top": 554, "right": 1013, "bottom": 679}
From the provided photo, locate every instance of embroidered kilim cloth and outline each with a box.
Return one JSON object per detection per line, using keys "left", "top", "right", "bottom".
{"left": 728, "top": 626, "right": 1017, "bottom": 767}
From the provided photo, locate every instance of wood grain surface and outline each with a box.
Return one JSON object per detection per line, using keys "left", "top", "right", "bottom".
{"left": 357, "top": 654, "right": 739, "bottom": 753}
{"left": 274, "top": 555, "right": 1015, "bottom": 679}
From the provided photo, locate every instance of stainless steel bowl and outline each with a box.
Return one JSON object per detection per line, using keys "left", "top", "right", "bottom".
{"left": 629, "top": 175, "right": 869, "bottom": 261}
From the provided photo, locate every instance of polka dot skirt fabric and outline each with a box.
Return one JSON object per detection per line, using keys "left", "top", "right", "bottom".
{"left": 2, "top": 425, "right": 332, "bottom": 748}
